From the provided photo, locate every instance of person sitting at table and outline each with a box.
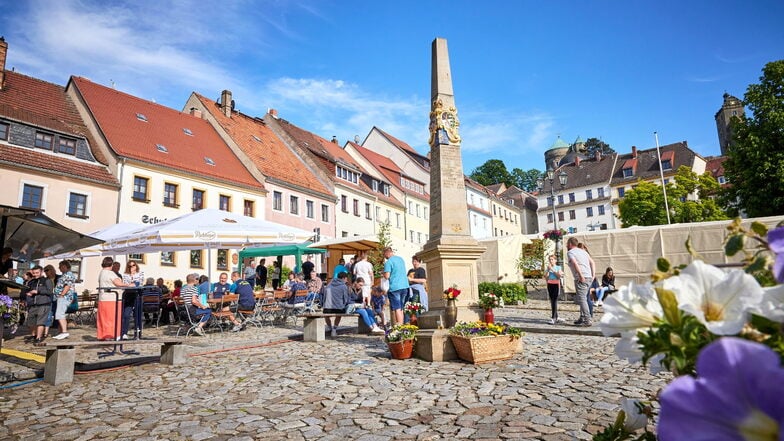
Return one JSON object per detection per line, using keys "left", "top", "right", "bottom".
{"left": 198, "top": 275, "right": 211, "bottom": 297}
{"left": 163, "top": 279, "right": 182, "bottom": 325}
{"left": 349, "top": 277, "right": 365, "bottom": 306}
{"left": 289, "top": 273, "right": 307, "bottom": 297}
{"left": 353, "top": 277, "right": 384, "bottom": 335}
{"left": 212, "top": 272, "right": 231, "bottom": 298}
{"left": 322, "top": 271, "right": 351, "bottom": 337}
{"left": 229, "top": 272, "right": 257, "bottom": 312}
{"left": 181, "top": 273, "right": 211, "bottom": 336}
{"left": 281, "top": 272, "right": 296, "bottom": 291}
{"left": 306, "top": 271, "right": 323, "bottom": 297}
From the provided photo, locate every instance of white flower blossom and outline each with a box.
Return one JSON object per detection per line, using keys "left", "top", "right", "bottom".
{"left": 662, "top": 260, "right": 764, "bottom": 335}
{"left": 621, "top": 398, "right": 649, "bottom": 431}
{"left": 599, "top": 282, "right": 663, "bottom": 337}
{"left": 759, "top": 285, "right": 784, "bottom": 323}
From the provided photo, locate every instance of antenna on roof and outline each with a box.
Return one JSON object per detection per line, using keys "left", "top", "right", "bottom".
{"left": 110, "top": 79, "right": 116, "bottom": 90}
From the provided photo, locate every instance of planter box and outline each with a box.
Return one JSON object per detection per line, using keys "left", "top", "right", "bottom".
{"left": 449, "top": 334, "right": 521, "bottom": 364}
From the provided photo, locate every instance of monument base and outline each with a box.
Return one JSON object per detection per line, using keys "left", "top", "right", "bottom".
{"left": 415, "top": 329, "right": 457, "bottom": 362}
{"left": 417, "top": 307, "right": 483, "bottom": 329}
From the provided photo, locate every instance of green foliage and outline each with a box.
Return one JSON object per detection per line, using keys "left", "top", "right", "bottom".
{"left": 618, "top": 166, "right": 729, "bottom": 227}
{"left": 368, "top": 221, "right": 392, "bottom": 278}
{"left": 478, "top": 282, "right": 526, "bottom": 304}
{"left": 510, "top": 167, "right": 543, "bottom": 192}
{"left": 722, "top": 60, "right": 784, "bottom": 217}
{"left": 584, "top": 137, "right": 615, "bottom": 156}
{"left": 469, "top": 159, "right": 513, "bottom": 187}
{"left": 725, "top": 218, "right": 778, "bottom": 286}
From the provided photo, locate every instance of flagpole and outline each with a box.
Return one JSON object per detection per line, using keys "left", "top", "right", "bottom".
{"left": 654, "top": 131, "right": 671, "bottom": 225}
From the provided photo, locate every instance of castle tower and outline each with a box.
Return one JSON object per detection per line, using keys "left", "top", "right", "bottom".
{"left": 715, "top": 92, "right": 745, "bottom": 155}
{"left": 544, "top": 136, "right": 570, "bottom": 170}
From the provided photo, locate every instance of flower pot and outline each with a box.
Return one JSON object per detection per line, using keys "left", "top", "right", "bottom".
{"left": 388, "top": 339, "right": 414, "bottom": 359}
{"left": 444, "top": 298, "right": 458, "bottom": 328}
{"left": 484, "top": 308, "right": 494, "bottom": 324}
{"left": 409, "top": 314, "right": 418, "bottom": 326}
{"left": 449, "top": 334, "right": 520, "bottom": 364}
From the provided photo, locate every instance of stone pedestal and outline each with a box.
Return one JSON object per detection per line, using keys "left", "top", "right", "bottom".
{"left": 415, "top": 329, "right": 457, "bottom": 362}
{"left": 160, "top": 343, "right": 186, "bottom": 365}
{"left": 44, "top": 348, "right": 75, "bottom": 385}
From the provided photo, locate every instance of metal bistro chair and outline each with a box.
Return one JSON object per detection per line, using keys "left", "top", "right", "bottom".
{"left": 140, "top": 286, "right": 163, "bottom": 328}
{"left": 209, "top": 295, "right": 236, "bottom": 333}
{"left": 71, "top": 292, "right": 98, "bottom": 325}
{"left": 176, "top": 301, "right": 204, "bottom": 338}
{"left": 281, "top": 289, "right": 310, "bottom": 326}
{"left": 236, "top": 296, "right": 263, "bottom": 329}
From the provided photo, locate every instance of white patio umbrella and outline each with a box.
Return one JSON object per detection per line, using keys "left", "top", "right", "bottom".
{"left": 101, "top": 209, "right": 313, "bottom": 254}
{"left": 51, "top": 222, "right": 145, "bottom": 259}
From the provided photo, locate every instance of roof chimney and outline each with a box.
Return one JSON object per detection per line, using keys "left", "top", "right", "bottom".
{"left": 331, "top": 136, "right": 338, "bottom": 144}
{"left": 575, "top": 156, "right": 581, "bottom": 167}
{"left": 189, "top": 107, "right": 203, "bottom": 119}
{"left": 0, "top": 37, "right": 8, "bottom": 90}
{"left": 268, "top": 108, "right": 278, "bottom": 119}
{"left": 632, "top": 146, "right": 638, "bottom": 158}
{"left": 220, "top": 90, "right": 232, "bottom": 117}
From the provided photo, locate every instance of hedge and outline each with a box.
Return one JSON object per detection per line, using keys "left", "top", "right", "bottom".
{"left": 478, "top": 282, "right": 527, "bottom": 305}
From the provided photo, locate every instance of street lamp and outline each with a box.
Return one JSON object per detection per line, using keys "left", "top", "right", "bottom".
{"left": 537, "top": 167, "right": 568, "bottom": 267}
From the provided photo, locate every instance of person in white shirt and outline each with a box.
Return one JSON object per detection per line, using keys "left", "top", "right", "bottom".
{"left": 352, "top": 252, "right": 374, "bottom": 306}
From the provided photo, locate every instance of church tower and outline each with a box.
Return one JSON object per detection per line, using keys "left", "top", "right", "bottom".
{"left": 715, "top": 92, "right": 745, "bottom": 155}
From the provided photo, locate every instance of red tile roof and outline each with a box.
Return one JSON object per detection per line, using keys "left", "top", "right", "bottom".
{"left": 70, "top": 77, "right": 262, "bottom": 190}
{"left": 373, "top": 127, "right": 430, "bottom": 169}
{"left": 193, "top": 93, "right": 332, "bottom": 199}
{"left": 350, "top": 142, "right": 429, "bottom": 201}
{"left": 271, "top": 120, "right": 403, "bottom": 206}
{"left": 0, "top": 144, "right": 117, "bottom": 186}
{"left": 0, "top": 71, "right": 116, "bottom": 185}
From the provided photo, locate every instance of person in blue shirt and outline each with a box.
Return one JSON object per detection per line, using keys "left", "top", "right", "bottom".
{"left": 332, "top": 258, "right": 348, "bottom": 279}
{"left": 383, "top": 246, "right": 409, "bottom": 325}
{"left": 198, "top": 275, "right": 211, "bottom": 297}
{"left": 229, "top": 271, "right": 256, "bottom": 311}
{"left": 212, "top": 272, "right": 231, "bottom": 298}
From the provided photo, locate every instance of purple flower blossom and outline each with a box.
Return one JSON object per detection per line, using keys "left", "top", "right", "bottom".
{"left": 769, "top": 226, "right": 784, "bottom": 283}
{"left": 658, "top": 338, "right": 784, "bottom": 441}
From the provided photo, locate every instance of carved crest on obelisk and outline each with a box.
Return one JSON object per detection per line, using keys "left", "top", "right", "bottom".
{"left": 428, "top": 98, "right": 461, "bottom": 146}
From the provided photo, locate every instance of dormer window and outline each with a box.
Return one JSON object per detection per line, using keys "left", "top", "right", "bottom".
{"left": 622, "top": 167, "right": 634, "bottom": 178}
{"left": 660, "top": 150, "right": 674, "bottom": 170}
{"left": 335, "top": 165, "right": 358, "bottom": 184}
{"left": 156, "top": 144, "right": 169, "bottom": 153}
{"left": 383, "top": 185, "right": 389, "bottom": 197}
{"left": 136, "top": 113, "right": 148, "bottom": 122}
{"left": 661, "top": 159, "right": 672, "bottom": 170}
{"left": 58, "top": 137, "right": 77, "bottom": 155}
{"left": 204, "top": 157, "right": 215, "bottom": 166}
{"left": 34, "top": 132, "right": 54, "bottom": 150}
{"left": 183, "top": 128, "right": 193, "bottom": 136}
{"left": 372, "top": 180, "right": 379, "bottom": 192}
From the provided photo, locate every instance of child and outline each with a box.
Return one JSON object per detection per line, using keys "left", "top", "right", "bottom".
{"left": 370, "top": 285, "right": 388, "bottom": 329}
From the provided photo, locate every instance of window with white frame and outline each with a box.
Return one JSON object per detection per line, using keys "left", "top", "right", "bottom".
{"left": 586, "top": 189, "right": 593, "bottom": 200}
{"left": 273, "top": 191, "right": 282, "bottom": 211}
{"left": 365, "top": 203, "right": 371, "bottom": 219}
{"left": 586, "top": 206, "right": 594, "bottom": 217}
{"left": 67, "top": 192, "right": 88, "bottom": 218}
{"left": 598, "top": 205, "right": 605, "bottom": 215}
{"left": 163, "top": 183, "right": 178, "bottom": 207}
{"left": 597, "top": 187, "right": 605, "bottom": 198}
{"left": 335, "top": 165, "right": 359, "bottom": 184}
{"left": 306, "top": 200, "right": 314, "bottom": 218}
{"left": 58, "top": 137, "right": 77, "bottom": 155}
{"left": 353, "top": 199, "right": 359, "bottom": 217}
{"left": 321, "top": 204, "right": 329, "bottom": 222}
{"left": 290, "top": 195, "right": 299, "bottom": 215}
{"left": 21, "top": 184, "right": 44, "bottom": 209}
{"left": 341, "top": 195, "right": 348, "bottom": 213}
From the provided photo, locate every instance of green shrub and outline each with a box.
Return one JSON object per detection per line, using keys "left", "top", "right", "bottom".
{"left": 478, "top": 282, "right": 527, "bottom": 305}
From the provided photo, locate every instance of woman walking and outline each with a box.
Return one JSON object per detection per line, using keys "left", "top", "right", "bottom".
{"left": 544, "top": 254, "right": 564, "bottom": 324}
{"left": 52, "top": 260, "right": 76, "bottom": 339}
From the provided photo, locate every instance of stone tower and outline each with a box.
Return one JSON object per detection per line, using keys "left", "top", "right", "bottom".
{"left": 544, "top": 136, "right": 570, "bottom": 170}
{"left": 715, "top": 92, "right": 745, "bottom": 155}
{"left": 416, "top": 38, "right": 485, "bottom": 361}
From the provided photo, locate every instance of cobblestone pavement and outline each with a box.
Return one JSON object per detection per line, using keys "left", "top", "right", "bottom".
{"left": 0, "top": 301, "right": 669, "bottom": 440}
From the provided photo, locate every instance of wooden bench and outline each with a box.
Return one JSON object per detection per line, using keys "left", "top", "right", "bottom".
{"left": 298, "top": 313, "right": 373, "bottom": 342}
{"left": 42, "top": 338, "right": 186, "bottom": 385}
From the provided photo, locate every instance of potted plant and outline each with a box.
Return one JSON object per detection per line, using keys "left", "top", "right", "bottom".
{"left": 477, "top": 292, "right": 504, "bottom": 324}
{"left": 0, "top": 294, "right": 20, "bottom": 336}
{"left": 386, "top": 323, "right": 418, "bottom": 359}
{"left": 448, "top": 321, "right": 523, "bottom": 364}
{"left": 404, "top": 301, "right": 424, "bottom": 325}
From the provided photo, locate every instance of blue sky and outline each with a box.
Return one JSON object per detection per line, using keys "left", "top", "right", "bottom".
{"left": 1, "top": 0, "right": 782, "bottom": 174}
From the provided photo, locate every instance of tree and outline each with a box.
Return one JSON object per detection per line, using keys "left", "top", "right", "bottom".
{"left": 618, "top": 166, "right": 729, "bottom": 227}
{"left": 510, "top": 168, "right": 543, "bottom": 192}
{"left": 722, "top": 60, "right": 784, "bottom": 217}
{"left": 469, "top": 159, "right": 512, "bottom": 187}
{"left": 583, "top": 137, "right": 615, "bottom": 157}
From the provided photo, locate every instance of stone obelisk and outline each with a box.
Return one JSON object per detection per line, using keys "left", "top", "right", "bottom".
{"left": 416, "top": 38, "right": 486, "bottom": 362}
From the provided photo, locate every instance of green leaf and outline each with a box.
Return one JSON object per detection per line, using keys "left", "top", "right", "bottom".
{"left": 685, "top": 236, "right": 701, "bottom": 259}
{"left": 750, "top": 221, "right": 769, "bottom": 237}
{"left": 745, "top": 255, "right": 770, "bottom": 274}
{"left": 725, "top": 234, "right": 746, "bottom": 256}
{"left": 656, "top": 258, "right": 671, "bottom": 272}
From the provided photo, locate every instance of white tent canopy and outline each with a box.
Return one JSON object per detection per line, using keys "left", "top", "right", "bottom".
{"left": 99, "top": 209, "right": 314, "bottom": 255}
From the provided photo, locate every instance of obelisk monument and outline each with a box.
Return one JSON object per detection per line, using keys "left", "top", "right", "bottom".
{"left": 416, "top": 38, "right": 486, "bottom": 361}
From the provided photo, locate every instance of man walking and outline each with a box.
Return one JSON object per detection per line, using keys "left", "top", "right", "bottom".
{"left": 566, "top": 237, "right": 594, "bottom": 326}
{"left": 25, "top": 265, "right": 54, "bottom": 345}
{"left": 383, "top": 246, "right": 409, "bottom": 325}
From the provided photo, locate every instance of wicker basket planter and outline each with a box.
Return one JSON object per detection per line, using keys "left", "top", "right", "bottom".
{"left": 449, "top": 334, "right": 520, "bottom": 364}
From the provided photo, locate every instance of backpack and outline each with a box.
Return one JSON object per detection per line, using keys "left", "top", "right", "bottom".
{"left": 66, "top": 291, "right": 79, "bottom": 314}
